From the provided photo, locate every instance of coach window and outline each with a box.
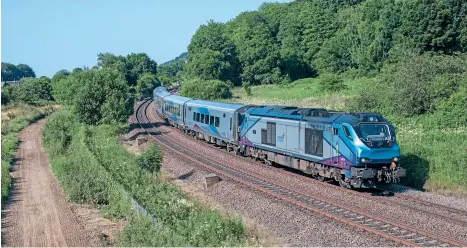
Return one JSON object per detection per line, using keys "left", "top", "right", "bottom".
{"left": 210, "top": 116, "right": 214, "bottom": 125}
{"left": 229, "top": 117, "right": 232, "bottom": 130}
{"left": 215, "top": 117, "right": 220, "bottom": 127}
{"left": 205, "top": 115, "right": 209, "bottom": 124}
{"left": 193, "top": 112, "right": 196, "bottom": 121}
{"left": 201, "top": 114, "right": 205, "bottom": 123}
{"left": 196, "top": 113, "right": 200, "bottom": 122}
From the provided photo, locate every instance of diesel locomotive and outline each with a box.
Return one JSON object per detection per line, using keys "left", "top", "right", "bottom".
{"left": 153, "top": 86, "right": 406, "bottom": 189}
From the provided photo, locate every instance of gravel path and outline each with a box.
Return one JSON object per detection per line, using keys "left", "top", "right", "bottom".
{"left": 1, "top": 119, "right": 94, "bottom": 247}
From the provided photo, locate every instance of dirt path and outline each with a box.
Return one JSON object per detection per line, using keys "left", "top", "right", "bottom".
{"left": 1, "top": 119, "right": 92, "bottom": 247}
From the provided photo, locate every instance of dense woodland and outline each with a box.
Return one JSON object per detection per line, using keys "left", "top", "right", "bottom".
{"left": 177, "top": 0, "right": 466, "bottom": 120}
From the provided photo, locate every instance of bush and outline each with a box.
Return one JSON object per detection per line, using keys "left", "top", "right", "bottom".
{"left": 434, "top": 88, "right": 467, "bottom": 128}
{"left": 136, "top": 73, "right": 161, "bottom": 99}
{"left": 15, "top": 77, "right": 53, "bottom": 105}
{"left": 53, "top": 68, "right": 134, "bottom": 125}
{"left": 117, "top": 216, "right": 189, "bottom": 247}
{"left": 43, "top": 108, "right": 77, "bottom": 157}
{"left": 137, "top": 143, "right": 163, "bottom": 173}
{"left": 318, "top": 74, "right": 347, "bottom": 92}
{"left": 242, "top": 82, "right": 252, "bottom": 96}
{"left": 180, "top": 78, "right": 232, "bottom": 100}
{"left": 351, "top": 54, "right": 467, "bottom": 117}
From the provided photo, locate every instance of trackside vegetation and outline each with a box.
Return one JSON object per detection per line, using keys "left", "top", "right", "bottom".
{"left": 43, "top": 109, "right": 248, "bottom": 246}
{"left": 1, "top": 103, "right": 56, "bottom": 206}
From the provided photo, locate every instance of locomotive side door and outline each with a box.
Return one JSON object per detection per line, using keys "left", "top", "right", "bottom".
{"left": 331, "top": 125, "right": 340, "bottom": 168}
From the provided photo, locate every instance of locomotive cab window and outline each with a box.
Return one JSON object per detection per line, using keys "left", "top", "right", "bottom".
{"left": 343, "top": 126, "right": 352, "bottom": 140}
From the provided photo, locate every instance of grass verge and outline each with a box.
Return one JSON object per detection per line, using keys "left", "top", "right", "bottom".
{"left": 43, "top": 108, "right": 250, "bottom": 246}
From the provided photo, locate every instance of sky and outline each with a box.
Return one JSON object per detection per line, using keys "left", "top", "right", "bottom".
{"left": 2, "top": 0, "right": 291, "bottom": 77}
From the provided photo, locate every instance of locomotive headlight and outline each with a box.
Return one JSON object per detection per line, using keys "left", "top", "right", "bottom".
{"left": 392, "top": 157, "right": 400, "bottom": 162}
{"left": 360, "top": 158, "right": 371, "bottom": 163}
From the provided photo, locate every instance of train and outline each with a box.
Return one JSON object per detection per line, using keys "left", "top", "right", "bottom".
{"left": 153, "top": 86, "right": 406, "bottom": 189}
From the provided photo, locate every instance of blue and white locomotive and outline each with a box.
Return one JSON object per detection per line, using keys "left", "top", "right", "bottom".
{"left": 154, "top": 86, "right": 406, "bottom": 189}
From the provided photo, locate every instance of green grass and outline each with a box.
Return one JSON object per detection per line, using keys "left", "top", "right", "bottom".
{"left": 229, "top": 77, "right": 371, "bottom": 110}
{"left": 42, "top": 109, "right": 250, "bottom": 247}
{"left": 1, "top": 103, "right": 56, "bottom": 206}
{"left": 228, "top": 76, "right": 467, "bottom": 196}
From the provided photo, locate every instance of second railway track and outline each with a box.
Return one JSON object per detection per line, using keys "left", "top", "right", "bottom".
{"left": 136, "top": 99, "right": 467, "bottom": 247}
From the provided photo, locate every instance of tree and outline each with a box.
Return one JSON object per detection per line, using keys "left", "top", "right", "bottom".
{"left": 125, "top": 53, "right": 158, "bottom": 86}
{"left": 16, "top": 64, "right": 36, "bottom": 78}
{"left": 158, "top": 60, "right": 185, "bottom": 86}
{"left": 69, "top": 69, "right": 133, "bottom": 125}
{"left": 186, "top": 21, "right": 241, "bottom": 85}
{"left": 51, "top": 69, "right": 70, "bottom": 85}
{"left": 1, "top": 63, "right": 20, "bottom": 81}
{"left": 1, "top": 63, "right": 36, "bottom": 81}
{"left": 136, "top": 73, "right": 160, "bottom": 99}
{"left": 395, "top": 0, "right": 466, "bottom": 54}
{"left": 226, "top": 11, "right": 283, "bottom": 85}
{"left": 15, "top": 77, "right": 53, "bottom": 104}
{"left": 72, "top": 67, "right": 84, "bottom": 74}
{"left": 180, "top": 78, "right": 232, "bottom": 100}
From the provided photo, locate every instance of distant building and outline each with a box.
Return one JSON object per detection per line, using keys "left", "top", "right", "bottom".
{"left": 1, "top": 80, "right": 21, "bottom": 87}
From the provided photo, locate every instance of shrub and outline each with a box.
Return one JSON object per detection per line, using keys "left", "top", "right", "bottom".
{"left": 117, "top": 216, "right": 188, "bottom": 247}
{"left": 54, "top": 68, "right": 133, "bottom": 125}
{"left": 180, "top": 78, "right": 232, "bottom": 100}
{"left": 318, "top": 74, "right": 346, "bottom": 92}
{"left": 15, "top": 77, "right": 53, "bottom": 105}
{"left": 43, "top": 108, "right": 77, "bottom": 157}
{"left": 242, "top": 82, "right": 252, "bottom": 96}
{"left": 137, "top": 143, "right": 163, "bottom": 173}
{"left": 351, "top": 54, "right": 467, "bottom": 117}
{"left": 136, "top": 73, "right": 161, "bottom": 99}
{"left": 434, "top": 88, "right": 467, "bottom": 128}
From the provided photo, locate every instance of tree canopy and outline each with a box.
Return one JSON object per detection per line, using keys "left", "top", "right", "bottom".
{"left": 1, "top": 63, "right": 36, "bottom": 81}
{"left": 184, "top": 0, "right": 467, "bottom": 85}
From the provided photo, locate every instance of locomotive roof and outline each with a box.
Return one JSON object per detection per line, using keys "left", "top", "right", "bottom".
{"left": 247, "top": 105, "right": 387, "bottom": 125}
{"left": 187, "top": 99, "right": 246, "bottom": 111}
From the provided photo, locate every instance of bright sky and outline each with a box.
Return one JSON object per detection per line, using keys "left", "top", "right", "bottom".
{"left": 1, "top": 0, "right": 291, "bottom": 77}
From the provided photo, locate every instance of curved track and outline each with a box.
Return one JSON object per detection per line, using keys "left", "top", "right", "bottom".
{"left": 136, "top": 99, "right": 467, "bottom": 247}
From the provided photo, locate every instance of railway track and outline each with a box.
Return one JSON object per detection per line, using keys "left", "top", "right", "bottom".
{"left": 136, "top": 99, "right": 467, "bottom": 247}
{"left": 145, "top": 99, "right": 467, "bottom": 227}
